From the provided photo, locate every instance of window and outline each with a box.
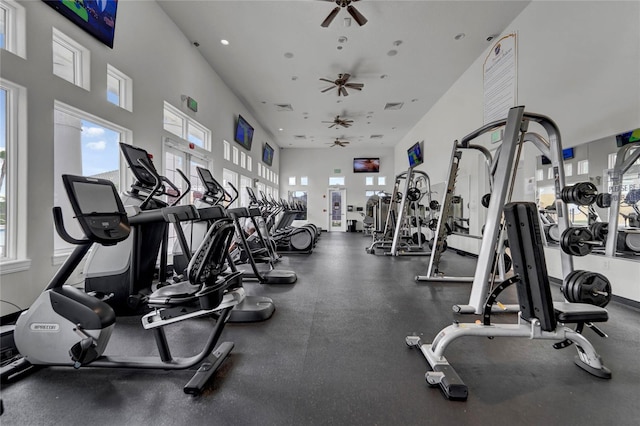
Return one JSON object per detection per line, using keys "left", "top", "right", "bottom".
{"left": 240, "top": 175, "right": 252, "bottom": 207}
{"left": 246, "top": 155, "right": 252, "bottom": 172}
{"left": 300, "top": 176, "right": 308, "bottom": 186}
{"left": 232, "top": 146, "right": 239, "bottom": 165}
{"left": 377, "top": 176, "right": 386, "bottom": 185}
{"left": 52, "top": 28, "right": 90, "bottom": 90}
{"left": 547, "top": 167, "right": 554, "bottom": 180}
{"left": 53, "top": 101, "right": 131, "bottom": 256}
{"left": 223, "top": 168, "right": 239, "bottom": 208}
{"left": 365, "top": 176, "right": 374, "bottom": 186}
{"left": 577, "top": 160, "right": 589, "bottom": 175}
{"left": 275, "top": 173, "right": 278, "bottom": 185}
{"left": 564, "top": 163, "right": 573, "bottom": 177}
{"left": 223, "top": 140, "right": 231, "bottom": 161}
{"left": 257, "top": 163, "right": 262, "bottom": 177}
{"left": 0, "top": 0, "right": 26, "bottom": 58}
{"left": 329, "top": 176, "right": 345, "bottom": 186}
{"left": 288, "top": 176, "right": 296, "bottom": 186}
{"left": 256, "top": 181, "right": 266, "bottom": 199}
{"left": 240, "top": 151, "right": 246, "bottom": 169}
{"left": 162, "top": 102, "right": 210, "bottom": 150}
{"left": 106, "top": 64, "right": 133, "bottom": 111}
{"left": 608, "top": 153, "right": 617, "bottom": 170}
{"left": 0, "top": 78, "right": 28, "bottom": 272}
{"left": 535, "top": 169, "right": 544, "bottom": 182}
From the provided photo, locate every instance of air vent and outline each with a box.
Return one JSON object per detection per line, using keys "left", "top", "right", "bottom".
{"left": 275, "top": 103, "right": 294, "bottom": 111}
{"left": 293, "top": 135, "right": 307, "bottom": 140}
{"left": 370, "top": 134, "right": 384, "bottom": 139}
{"left": 384, "top": 102, "right": 404, "bottom": 110}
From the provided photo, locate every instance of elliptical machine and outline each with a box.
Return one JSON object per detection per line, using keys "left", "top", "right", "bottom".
{"left": 2, "top": 175, "right": 245, "bottom": 395}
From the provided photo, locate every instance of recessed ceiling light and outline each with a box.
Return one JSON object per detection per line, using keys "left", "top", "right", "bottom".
{"left": 393, "top": 40, "right": 403, "bottom": 46}
{"left": 387, "top": 50, "right": 398, "bottom": 56}
{"left": 279, "top": 128, "right": 284, "bottom": 131}
{"left": 337, "top": 46, "right": 343, "bottom": 50}
{"left": 380, "top": 74, "right": 388, "bottom": 79}
{"left": 454, "top": 33, "right": 465, "bottom": 41}
{"left": 220, "top": 39, "right": 229, "bottom": 45}
{"left": 338, "top": 36, "right": 348, "bottom": 43}
{"left": 291, "top": 76, "right": 298, "bottom": 81}
{"left": 284, "top": 52, "right": 294, "bottom": 59}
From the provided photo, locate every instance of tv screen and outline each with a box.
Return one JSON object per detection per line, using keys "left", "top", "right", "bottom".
{"left": 353, "top": 158, "right": 380, "bottom": 173}
{"left": 43, "top": 0, "right": 119, "bottom": 49}
{"left": 262, "top": 143, "right": 274, "bottom": 166}
{"left": 119, "top": 143, "right": 158, "bottom": 188}
{"left": 616, "top": 128, "right": 640, "bottom": 147}
{"left": 407, "top": 141, "right": 424, "bottom": 168}
{"left": 234, "top": 115, "right": 254, "bottom": 150}
{"left": 541, "top": 155, "right": 551, "bottom": 165}
{"left": 562, "top": 147, "right": 574, "bottom": 160}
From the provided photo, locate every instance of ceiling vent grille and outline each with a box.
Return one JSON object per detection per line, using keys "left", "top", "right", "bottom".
{"left": 370, "top": 134, "right": 384, "bottom": 139}
{"left": 384, "top": 102, "right": 404, "bottom": 110}
{"left": 293, "top": 135, "right": 307, "bottom": 140}
{"left": 275, "top": 103, "right": 294, "bottom": 111}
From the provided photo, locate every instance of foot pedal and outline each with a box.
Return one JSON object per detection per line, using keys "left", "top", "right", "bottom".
{"left": 183, "top": 341, "right": 234, "bottom": 395}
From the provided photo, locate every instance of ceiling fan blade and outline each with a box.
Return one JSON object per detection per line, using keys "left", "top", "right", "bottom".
{"left": 319, "top": 78, "right": 335, "bottom": 84}
{"left": 347, "top": 5, "right": 368, "bottom": 26}
{"left": 322, "top": 86, "right": 336, "bottom": 93}
{"left": 341, "top": 73, "right": 351, "bottom": 83}
{"left": 329, "top": 124, "right": 337, "bottom": 128}
{"left": 321, "top": 7, "right": 340, "bottom": 28}
{"left": 340, "top": 87, "right": 348, "bottom": 97}
{"left": 345, "top": 83, "right": 364, "bottom": 89}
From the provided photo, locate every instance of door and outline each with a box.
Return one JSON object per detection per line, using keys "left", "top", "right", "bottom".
{"left": 328, "top": 188, "right": 347, "bottom": 232}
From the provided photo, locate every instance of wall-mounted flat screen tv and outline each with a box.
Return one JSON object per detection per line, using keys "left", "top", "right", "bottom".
{"left": 353, "top": 158, "right": 380, "bottom": 173}
{"left": 407, "top": 141, "right": 424, "bottom": 168}
{"left": 262, "top": 143, "right": 274, "bottom": 166}
{"left": 562, "top": 147, "right": 574, "bottom": 160}
{"left": 43, "top": 0, "right": 119, "bottom": 49}
{"left": 234, "top": 115, "right": 254, "bottom": 150}
{"left": 616, "top": 128, "right": 640, "bottom": 147}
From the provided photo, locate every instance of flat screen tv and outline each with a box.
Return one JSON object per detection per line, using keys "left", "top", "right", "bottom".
{"left": 541, "top": 155, "right": 551, "bottom": 165}
{"left": 616, "top": 128, "right": 640, "bottom": 147}
{"left": 562, "top": 147, "right": 574, "bottom": 160}
{"left": 353, "top": 158, "right": 380, "bottom": 173}
{"left": 234, "top": 115, "right": 254, "bottom": 151}
{"left": 407, "top": 141, "right": 424, "bottom": 168}
{"left": 262, "top": 143, "right": 274, "bottom": 166}
{"left": 43, "top": 0, "right": 119, "bottom": 49}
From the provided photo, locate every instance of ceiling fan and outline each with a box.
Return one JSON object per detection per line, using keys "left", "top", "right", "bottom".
{"left": 320, "top": 73, "right": 364, "bottom": 97}
{"left": 322, "top": 115, "right": 354, "bottom": 129}
{"left": 321, "top": 0, "right": 368, "bottom": 28}
{"left": 327, "top": 139, "right": 350, "bottom": 148}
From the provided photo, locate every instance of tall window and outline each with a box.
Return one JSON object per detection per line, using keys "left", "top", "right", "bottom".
{"left": 53, "top": 102, "right": 131, "bottom": 255}
{"left": 222, "top": 168, "right": 239, "bottom": 208}
{"left": 240, "top": 175, "right": 252, "bottom": 207}
{"left": 329, "top": 176, "right": 345, "bottom": 186}
{"left": 0, "top": 0, "right": 26, "bottom": 58}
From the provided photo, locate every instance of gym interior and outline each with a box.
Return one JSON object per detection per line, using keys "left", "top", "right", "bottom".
{"left": 1, "top": 1, "right": 639, "bottom": 425}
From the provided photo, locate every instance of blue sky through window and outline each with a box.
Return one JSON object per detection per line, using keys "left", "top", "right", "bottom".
{"left": 81, "top": 119, "right": 120, "bottom": 177}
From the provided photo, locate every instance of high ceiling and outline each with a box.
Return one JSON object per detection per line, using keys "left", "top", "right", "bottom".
{"left": 157, "top": 0, "right": 530, "bottom": 149}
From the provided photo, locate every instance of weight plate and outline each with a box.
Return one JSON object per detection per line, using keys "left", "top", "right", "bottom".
{"left": 560, "top": 227, "right": 593, "bottom": 256}
{"left": 596, "top": 193, "right": 612, "bottom": 208}
{"left": 562, "top": 270, "right": 580, "bottom": 300}
{"left": 571, "top": 270, "right": 589, "bottom": 303}
{"left": 547, "top": 224, "right": 560, "bottom": 242}
{"left": 411, "top": 232, "right": 426, "bottom": 245}
{"left": 407, "top": 187, "right": 421, "bottom": 202}
{"left": 573, "top": 182, "right": 598, "bottom": 205}
{"left": 625, "top": 233, "right": 640, "bottom": 252}
{"left": 481, "top": 193, "right": 491, "bottom": 208}
{"left": 428, "top": 219, "right": 438, "bottom": 231}
{"left": 576, "top": 272, "right": 612, "bottom": 307}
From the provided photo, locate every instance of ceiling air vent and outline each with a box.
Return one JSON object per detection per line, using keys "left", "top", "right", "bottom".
{"left": 370, "top": 134, "right": 384, "bottom": 139}
{"left": 384, "top": 102, "right": 404, "bottom": 110}
{"left": 293, "top": 135, "right": 307, "bottom": 140}
{"left": 275, "top": 103, "right": 294, "bottom": 111}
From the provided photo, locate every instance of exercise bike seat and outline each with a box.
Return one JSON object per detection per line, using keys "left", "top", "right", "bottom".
{"left": 147, "top": 281, "right": 201, "bottom": 307}
{"left": 553, "top": 302, "right": 608, "bottom": 323}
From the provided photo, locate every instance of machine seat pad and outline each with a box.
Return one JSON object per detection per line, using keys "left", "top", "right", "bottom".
{"left": 148, "top": 282, "right": 200, "bottom": 306}
{"left": 553, "top": 302, "right": 608, "bottom": 323}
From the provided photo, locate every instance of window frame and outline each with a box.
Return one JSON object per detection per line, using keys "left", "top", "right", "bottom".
{"left": 52, "top": 27, "right": 90, "bottom": 91}
{"left": 106, "top": 64, "right": 133, "bottom": 111}
{"left": 0, "top": 0, "right": 26, "bottom": 58}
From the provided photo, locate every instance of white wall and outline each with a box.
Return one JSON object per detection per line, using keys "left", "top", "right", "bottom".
{"left": 0, "top": 0, "right": 282, "bottom": 314}
{"left": 280, "top": 147, "right": 394, "bottom": 229}
{"left": 395, "top": 1, "right": 640, "bottom": 301}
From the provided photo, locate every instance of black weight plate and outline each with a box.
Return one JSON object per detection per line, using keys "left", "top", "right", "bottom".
{"left": 574, "top": 182, "right": 598, "bottom": 205}
{"left": 574, "top": 271, "right": 595, "bottom": 304}
{"left": 407, "top": 187, "right": 421, "bottom": 202}
{"left": 571, "top": 270, "right": 589, "bottom": 303}
{"left": 560, "top": 186, "right": 573, "bottom": 204}
{"left": 429, "top": 200, "right": 440, "bottom": 211}
{"left": 411, "top": 232, "right": 426, "bottom": 245}
{"left": 578, "top": 272, "right": 612, "bottom": 307}
{"left": 562, "top": 270, "right": 583, "bottom": 302}
{"left": 595, "top": 193, "right": 612, "bottom": 208}
{"left": 561, "top": 227, "right": 593, "bottom": 256}
{"left": 428, "top": 219, "right": 438, "bottom": 231}
{"left": 481, "top": 193, "right": 491, "bottom": 208}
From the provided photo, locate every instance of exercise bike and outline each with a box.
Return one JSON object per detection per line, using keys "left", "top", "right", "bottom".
{"left": 1, "top": 175, "right": 245, "bottom": 395}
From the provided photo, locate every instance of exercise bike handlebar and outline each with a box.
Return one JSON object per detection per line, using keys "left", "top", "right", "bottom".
{"left": 52, "top": 206, "right": 88, "bottom": 246}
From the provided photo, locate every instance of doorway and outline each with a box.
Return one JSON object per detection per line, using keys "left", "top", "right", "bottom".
{"left": 328, "top": 188, "right": 347, "bottom": 232}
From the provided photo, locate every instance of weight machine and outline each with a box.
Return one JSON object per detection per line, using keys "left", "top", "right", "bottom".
{"left": 366, "top": 168, "right": 435, "bottom": 255}
{"left": 419, "top": 106, "right": 579, "bottom": 314}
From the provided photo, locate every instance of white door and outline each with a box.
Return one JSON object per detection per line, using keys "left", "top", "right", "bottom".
{"left": 328, "top": 188, "right": 347, "bottom": 232}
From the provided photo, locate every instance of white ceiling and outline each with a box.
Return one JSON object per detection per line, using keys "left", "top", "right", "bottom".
{"left": 157, "top": 0, "right": 530, "bottom": 149}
